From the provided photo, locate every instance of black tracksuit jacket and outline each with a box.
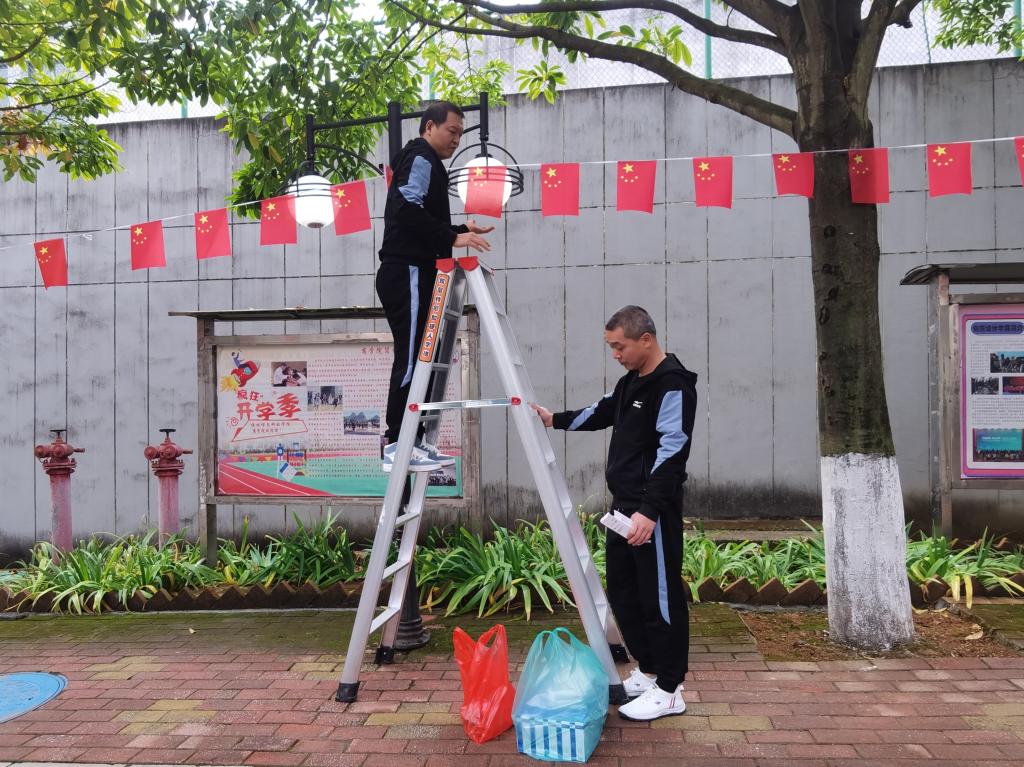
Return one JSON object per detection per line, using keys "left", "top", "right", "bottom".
{"left": 552, "top": 354, "right": 698, "bottom": 521}
{"left": 378, "top": 137, "right": 468, "bottom": 267}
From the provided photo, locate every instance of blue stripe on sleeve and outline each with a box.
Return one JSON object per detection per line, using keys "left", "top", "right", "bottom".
{"left": 568, "top": 392, "right": 612, "bottom": 431}
{"left": 398, "top": 155, "right": 431, "bottom": 207}
{"left": 652, "top": 390, "right": 688, "bottom": 473}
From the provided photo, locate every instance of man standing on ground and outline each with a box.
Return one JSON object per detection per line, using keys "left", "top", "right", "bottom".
{"left": 378, "top": 101, "right": 492, "bottom": 472}
{"left": 532, "top": 305, "right": 696, "bottom": 721}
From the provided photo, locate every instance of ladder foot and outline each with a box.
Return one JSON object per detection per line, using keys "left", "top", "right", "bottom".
{"left": 335, "top": 681, "right": 360, "bottom": 703}
{"left": 609, "top": 683, "right": 628, "bottom": 706}
{"left": 375, "top": 646, "right": 396, "bottom": 665}
{"left": 609, "top": 643, "right": 630, "bottom": 664}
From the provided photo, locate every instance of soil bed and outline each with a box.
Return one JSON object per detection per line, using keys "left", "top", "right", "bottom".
{"left": 739, "top": 606, "right": 1024, "bottom": 661}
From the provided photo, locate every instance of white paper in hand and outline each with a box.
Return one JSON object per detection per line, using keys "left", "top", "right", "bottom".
{"left": 600, "top": 511, "right": 634, "bottom": 539}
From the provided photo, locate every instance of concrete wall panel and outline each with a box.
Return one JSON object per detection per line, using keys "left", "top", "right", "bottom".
{"left": 2, "top": 61, "right": 1022, "bottom": 546}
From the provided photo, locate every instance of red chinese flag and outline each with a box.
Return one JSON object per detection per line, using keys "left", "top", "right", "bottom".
{"left": 464, "top": 162, "right": 506, "bottom": 219}
{"left": 34, "top": 238, "right": 68, "bottom": 288}
{"left": 772, "top": 152, "right": 814, "bottom": 198}
{"left": 194, "top": 208, "right": 231, "bottom": 260}
{"left": 1013, "top": 137, "right": 1024, "bottom": 185}
{"left": 616, "top": 160, "right": 656, "bottom": 213}
{"left": 540, "top": 163, "right": 580, "bottom": 216}
{"left": 332, "top": 181, "right": 371, "bottom": 235}
{"left": 130, "top": 220, "right": 166, "bottom": 270}
{"left": 385, "top": 165, "right": 394, "bottom": 187}
{"left": 693, "top": 156, "right": 733, "bottom": 208}
{"left": 260, "top": 195, "right": 297, "bottom": 245}
{"left": 927, "top": 142, "right": 972, "bottom": 197}
{"left": 848, "top": 148, "right": 890, "bottom": 204}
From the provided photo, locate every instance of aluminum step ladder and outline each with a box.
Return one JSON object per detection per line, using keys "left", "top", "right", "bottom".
{"left": 336, "top": 256, "right": 628, "bottom": 705}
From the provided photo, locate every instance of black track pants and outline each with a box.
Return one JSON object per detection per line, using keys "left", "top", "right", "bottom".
{"left": 605, "top": 507, "right": 690, "bottom": 692}
{"left": 376, "top": 262, "right": 437, "bottom": 444}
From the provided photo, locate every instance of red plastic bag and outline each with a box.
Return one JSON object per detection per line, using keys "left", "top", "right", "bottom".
{"left": 453, "top": 624, "right": 516, "bottom": 744}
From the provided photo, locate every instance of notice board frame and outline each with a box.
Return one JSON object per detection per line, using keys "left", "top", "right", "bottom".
{"left": 172, "top": 306, "right": 481, "bottom": 560}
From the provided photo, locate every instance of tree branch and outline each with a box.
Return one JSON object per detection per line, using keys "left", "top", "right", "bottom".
{"left": 0, "top": 81, "right": 110, "bottom": 112}
{"left": 1, "top": 72, "right": 93, "bottom": 89}
{"left": 890, "top": 0, "right": 924, "bottom": 28}
{"left": 0, "top": 107, "right": 58, "bottom": 136}
{"left": 456, "top": 0, "right": 787, "bottom": 55}
{"left": 719, "top": 0, "right": 793, "bottom": 36}
{"left": 849, "top": 1, "right": 896, "bottom": 111}
{"left": 388, "top": 1, "right": 796, "bottom": 136}
{"left": 1, "top": 33, "right": 46, "bottom": 65}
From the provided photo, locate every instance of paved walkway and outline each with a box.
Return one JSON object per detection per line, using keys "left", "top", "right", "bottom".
{"left": 1, "top": 605, "right": 1023, "bottom": 765}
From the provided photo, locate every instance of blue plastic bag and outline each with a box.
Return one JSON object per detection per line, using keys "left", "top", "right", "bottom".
{"left": 512, "top": 628, "right": 608, "bottom": 763}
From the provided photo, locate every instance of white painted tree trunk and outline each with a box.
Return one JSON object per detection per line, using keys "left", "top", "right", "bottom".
{"left": 820, "top": 453, "right": 914, "bottom": 650}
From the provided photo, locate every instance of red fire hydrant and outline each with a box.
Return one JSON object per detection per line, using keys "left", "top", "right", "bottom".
{"left": 144, "top": 429, "right": 193, "bottom": 544}
{"left": 34, "top": 429, "right": 84, "bottom": 553}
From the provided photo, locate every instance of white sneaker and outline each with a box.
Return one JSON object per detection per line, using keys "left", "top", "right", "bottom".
{"left": 617, "top": 683, "right": 686, "bottom": 721}
{"left": 381, "top": 443, "right": 442, "bottom": 473}
{"left": 418, "top": 441, "right": 456, "bottom": 466}
{"left": 623, "top": 668, "right": 657, "bottom": 698}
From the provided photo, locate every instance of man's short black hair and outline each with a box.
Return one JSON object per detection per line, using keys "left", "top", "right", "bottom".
{"left": 419, "top": 101, "right": 465, "bottom": 135}
{"left": 606, "top": 305, "right": 657, "bottom": 340}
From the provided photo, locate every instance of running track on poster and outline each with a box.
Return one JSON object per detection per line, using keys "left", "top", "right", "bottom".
{"left": 216, "top": 461, "right": 333, "bottom": 496}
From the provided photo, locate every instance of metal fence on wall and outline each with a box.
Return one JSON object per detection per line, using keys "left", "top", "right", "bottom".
{"left": 98, "top": 2, "right": 1019, "bottom": 123}
{"left": 472, "top": 2, "right": 1015, "bottom": 94}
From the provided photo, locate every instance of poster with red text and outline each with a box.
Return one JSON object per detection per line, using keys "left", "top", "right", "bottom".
{"left": 215, "top": 342, "right": 462, "bottom": 496}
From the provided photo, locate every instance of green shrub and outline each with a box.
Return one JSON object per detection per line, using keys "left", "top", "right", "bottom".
{"left": 1, "top": 514, "right": 1021, "bottom": 616}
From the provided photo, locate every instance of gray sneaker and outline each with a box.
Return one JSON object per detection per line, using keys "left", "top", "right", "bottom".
{"left": 381, "top": 442, "right": 442, "bottom": 473}
{"left": 417, "top": 441, "right": 456, "bottom": 466}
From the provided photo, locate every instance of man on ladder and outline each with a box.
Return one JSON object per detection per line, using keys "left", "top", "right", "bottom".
{"left": 377, "top": 100, "right": 493, "bottom": 472}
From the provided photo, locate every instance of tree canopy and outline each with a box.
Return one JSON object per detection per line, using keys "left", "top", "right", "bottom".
{"left": 4, "top": 1, "right": 1020, "bottom": 203}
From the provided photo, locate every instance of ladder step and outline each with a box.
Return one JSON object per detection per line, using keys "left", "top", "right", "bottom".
{"left": 411, "top": 397, "right": 520, "bottom": 412}
{"left": 395, "top": 509, "right": 421, "bottom": 527}
{"left": 383, "top": 559, "right": 411, "bottom": 580}
{"left": 370, "top": 606, "right": 401, "bottom": 634}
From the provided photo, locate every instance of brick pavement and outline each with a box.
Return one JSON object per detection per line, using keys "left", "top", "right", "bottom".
{"left": 0, "top": 606, "right": 1023, "bottom": 766}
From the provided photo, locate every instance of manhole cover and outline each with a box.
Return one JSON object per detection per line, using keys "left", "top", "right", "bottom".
{"left": 0, "top": 672, "right": 67, "bottom": 723}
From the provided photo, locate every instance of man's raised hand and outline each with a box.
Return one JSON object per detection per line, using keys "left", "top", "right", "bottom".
{"left": 454, "top": 231, "right": 491, "bottom": 251}
{"left": 466, "top": 218, "right": 495, "bottom": 234}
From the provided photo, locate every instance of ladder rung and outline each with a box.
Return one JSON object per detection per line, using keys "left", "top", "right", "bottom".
{"left": 383, "top": 559, "right": 411, "bottom": 580}
{"left": 395, "top": 509, "right": 421, "bottom": 527}
{"left": 411, "top": 397, "right": 520, "bottom": 412}
{"left": 370, "top": 606, "right": 401, "bottom": 633}
{"left": 431, "top": 363, "right": 450, "bottom": 372}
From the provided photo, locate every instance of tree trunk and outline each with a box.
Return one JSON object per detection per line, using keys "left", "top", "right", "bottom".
{"left": 793, "top": 61, "right": 914, "bottom": 649}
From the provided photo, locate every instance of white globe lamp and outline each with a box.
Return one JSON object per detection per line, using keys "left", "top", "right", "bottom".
{"left": 455, "top": 156, "right": 512, "bottom": 207}
{"left": 291, "top": 173, "right": 335, "bottom": 229}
